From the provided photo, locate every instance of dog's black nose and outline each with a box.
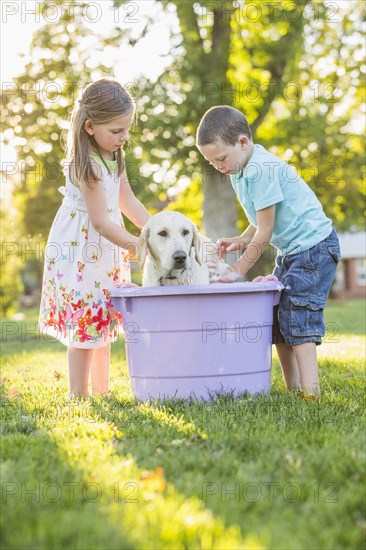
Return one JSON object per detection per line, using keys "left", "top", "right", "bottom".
{"left": 173, "top": 250, "right": 187, "bottom": 264}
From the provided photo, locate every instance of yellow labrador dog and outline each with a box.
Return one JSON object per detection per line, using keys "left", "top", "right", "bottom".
{"left": 138, "top": 211, "right": 216, "bottom": 286}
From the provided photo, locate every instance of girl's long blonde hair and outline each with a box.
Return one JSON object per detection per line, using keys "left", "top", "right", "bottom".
{"left": 66, "top": 78, "right": 134, "bottom": 186}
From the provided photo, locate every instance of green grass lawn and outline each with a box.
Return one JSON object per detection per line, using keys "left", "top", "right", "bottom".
{"left": 1, "top": 301, "right": 365, "bottom": 549}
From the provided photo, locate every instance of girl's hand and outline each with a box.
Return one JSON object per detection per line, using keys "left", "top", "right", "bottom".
{"left": 216, "top": 236, "right": 247, "bottom": 258}
{"left": 207, "top": 260, "right": 243, "bottom": 283}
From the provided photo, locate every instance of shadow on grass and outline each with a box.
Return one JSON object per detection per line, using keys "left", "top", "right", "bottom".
{"left": 88, "top": 356, "right": 365, "bottom": 550}
{"left": 0, "top": 385, "right": 136, "bottom": 550}
{"left": 2, "top": 308, "right": 365, "bottom": 548}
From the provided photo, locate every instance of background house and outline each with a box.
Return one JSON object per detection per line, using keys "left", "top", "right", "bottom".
{"left": 332, "top": 232, "right": 366, "bottom": 299}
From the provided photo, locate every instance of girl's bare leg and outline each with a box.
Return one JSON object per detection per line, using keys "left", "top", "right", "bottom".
{"left": 90, "top": 343, "right": 111, "bottom": 396}
{"left": 67, "top": 347, "right": 94, "bottom": 397}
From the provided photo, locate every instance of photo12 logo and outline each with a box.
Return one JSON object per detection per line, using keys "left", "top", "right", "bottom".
{"left": 1, "top": 81, "right": 141, "bottom": 106}
{"left": 198, "top": 2, "right": 340, "bottom": 25}
{"left": 201, "top": 80, "right": 341, "bottom": 105}
{"left": 1, "top": 481, "right": 140, "bottom": 504}
{"left": 201, "top": 481, "right": 339, "bottom": 503}
{"left": 1, "top": 2, "right": 140, "bottom": 24}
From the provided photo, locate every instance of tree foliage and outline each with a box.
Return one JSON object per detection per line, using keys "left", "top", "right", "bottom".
{"left": 1, "top": 0, "right": 365, "bottom": 310}
{"left": 114, "top": 0, "right": 365, "bottom": 234}
{"left": 0, "top": 208, "right": 23, "bottom": 315}
{"left": 1, "top": 1, "right": 161, "bottom": 240}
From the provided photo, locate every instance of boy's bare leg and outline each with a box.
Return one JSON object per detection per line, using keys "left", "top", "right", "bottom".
{"left": 275, "top": 343, "right": 301, "bottom": 390}
{"left": 68, "top": 347, "right": 94, "bottom": 397}
{"left": 293, "top": 342, "right": 320, "bottom": 397}
{"left": 90, "top": 343, "right": 110, "bottom": 396}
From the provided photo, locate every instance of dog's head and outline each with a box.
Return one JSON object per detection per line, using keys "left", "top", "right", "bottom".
{"left": 138, "top": 211, "right": 202, "bottom": 276}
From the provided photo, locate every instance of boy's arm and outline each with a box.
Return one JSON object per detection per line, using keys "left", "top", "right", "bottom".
{"left": 119, "top": 167, "right": 151, "bottom": 229}
{"left": 211, "top": 206, "right": 275, "bottom": 282}
{"left": 240, "top": 224, "right": 257, "bottom": 241}
{"left": 217, "top": 224, "right": 257, "bottom": 257}
{"left": 233, "top": 206, "right": 275, "bottom": 276}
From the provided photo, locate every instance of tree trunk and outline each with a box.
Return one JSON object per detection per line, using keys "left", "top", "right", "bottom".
{"left": 202, "top": 167, "right": 238, "bottom": 240}
{"left": 202, "top": 2, "right": 238, "bottom": 239}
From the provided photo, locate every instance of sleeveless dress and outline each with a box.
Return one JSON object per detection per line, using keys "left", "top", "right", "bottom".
{"left": 39, "top": 153, "right": 131, "bottom": 349}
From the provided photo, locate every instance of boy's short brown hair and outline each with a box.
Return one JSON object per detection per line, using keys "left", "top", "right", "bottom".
{"left": 197, "top": 105, "right": 252, "bottom": 146}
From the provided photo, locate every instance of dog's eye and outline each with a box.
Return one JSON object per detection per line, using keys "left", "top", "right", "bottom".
{"left": 158, "top": 230, "right": 168, "bottom": 237}
{"left": 182, "top": 229, "right": 190, "bottom": 236}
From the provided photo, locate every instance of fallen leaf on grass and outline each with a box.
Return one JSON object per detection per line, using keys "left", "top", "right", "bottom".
{"left": 7, "top": 387, "right": 20, "bottom": 398}
{"left": 140, "top": 466, "right": 166, "bottom": 493}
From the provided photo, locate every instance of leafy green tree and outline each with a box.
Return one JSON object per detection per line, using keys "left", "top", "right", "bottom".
{"left": 254, "top": 1, "right": 365, "bottom": 230}
{"left": 2, "top": 2, "right": 110, "bottom": 241}
{"left": 0, "top": 0, "right": 147, "bottom": 307}
{"left": 1, "top": 0, "right": 157, "bottom": 242}
{"left": 0, "top": 208, "right": 23, "bottom": 315}
{"left": 115, "top": 0, "right": 365, "bottom": 236}
{"left": 4, "top": 0, "right": 365, "bottom": 240}
{"left": 2, "top": 0, "right": 364, "bottom": 305}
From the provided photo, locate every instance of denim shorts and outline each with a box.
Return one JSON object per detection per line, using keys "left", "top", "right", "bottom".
{"left": 272, "top": 228, "right": 341, "bottom": 346}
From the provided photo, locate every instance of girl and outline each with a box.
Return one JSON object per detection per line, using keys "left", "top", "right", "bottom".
{"left": 39, "top": 78, "right": 150, "bottom": 398}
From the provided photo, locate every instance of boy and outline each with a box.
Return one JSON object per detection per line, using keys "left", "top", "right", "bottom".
{"left": 196, "top": 105, "right": 341, "bottom": 398}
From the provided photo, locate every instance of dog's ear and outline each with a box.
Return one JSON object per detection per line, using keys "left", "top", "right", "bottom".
{"left": 191, "top": 224, "right": 202, "bottom": 265}
{"left": 138, "top": 225, "right": 150, "bottom": 267}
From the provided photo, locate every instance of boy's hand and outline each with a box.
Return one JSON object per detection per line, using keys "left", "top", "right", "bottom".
{"left": 207, "top": 260, "right": 243, "bottom": 283}
{"left": 216, "top": 236, "right": 247, "bottom": 258}
{"left": 252, "top": 274, "right": 278, "bottom": 283}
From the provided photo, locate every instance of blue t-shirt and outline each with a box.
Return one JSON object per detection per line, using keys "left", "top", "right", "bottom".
{"left": 230, "top": 144, "right": 333, "bottom": 255}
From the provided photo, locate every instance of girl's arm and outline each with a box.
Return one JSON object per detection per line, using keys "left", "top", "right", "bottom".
{"left": 119, "top": 167, "right": 150, "bottom": 229}
{"left": 79, "top": 169, "right": 139, "bottom": 260}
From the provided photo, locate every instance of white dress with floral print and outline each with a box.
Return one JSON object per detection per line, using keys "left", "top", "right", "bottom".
{"left": 39, "top": 156, "right": 131, "bottom": 348}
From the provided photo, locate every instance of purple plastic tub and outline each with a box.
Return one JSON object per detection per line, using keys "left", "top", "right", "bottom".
{"left": 111, "top": 281, "right": 283, "bottom": 401}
